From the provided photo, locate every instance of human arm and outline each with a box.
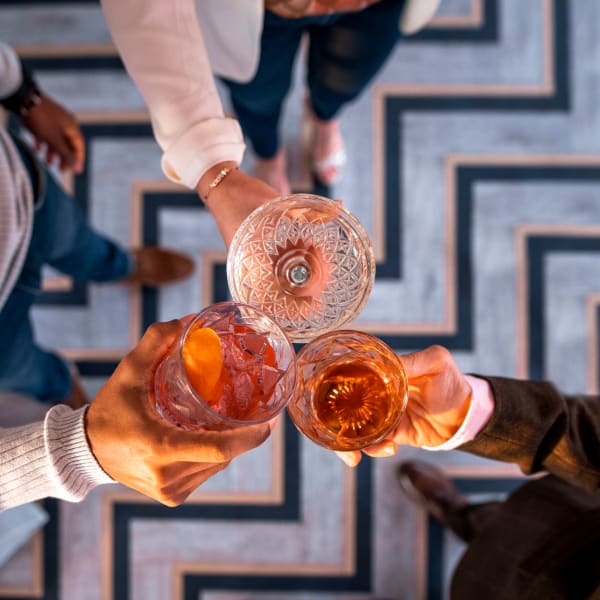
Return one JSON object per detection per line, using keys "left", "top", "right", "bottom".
{"left": 0, "top": 42, "right": 84, "bottom": 172}
{"left": 0, "top": 405, "right": 112, "bottom": 512}
{"left": 85, "top": 319, "right": 272, "bottom": 506}
{"left": 197, "top": 162, "right": 279, "bottom": 247}
{"left": 99, "top": 0, "right": 244, "bottom": 189}
{"left": 0, "top": 319, "right": 272, "bottom": 512}
{"left": 99, "top": 1, "right": 280, "bottom": 244}
{"left": 335, "top": 345, "right": 473, "bottom": 466}
{"left": 459, "top": 375, "right": 600, "bottom": 490}
{"left": 338, "top": 345, "right": 600, "bottom": 491}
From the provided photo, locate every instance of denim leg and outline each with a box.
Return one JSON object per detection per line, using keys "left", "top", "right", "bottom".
{"left": 306, "top": 0, "right": 407, "bottom": 120}
{"left": 0, "top": 286, "right": 72, "bottom": 403}
{"left": 0, "top": 142, "right": 131, "bottom": 403}
{"left": 28, "top": 164, "right": 132, "bottom": 282}
{"left": 221, "top": 12, "right": 306, "bottom": 158}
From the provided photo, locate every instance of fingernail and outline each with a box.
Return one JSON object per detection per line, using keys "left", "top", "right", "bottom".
{"left": 380, "top": 442, "right": 397, "bottom": 456}
{"left": 337, "top": 452, "right": 359, "bottom": 467}
{"left": 267, "top": 418, "right": 278, "bottom": 431}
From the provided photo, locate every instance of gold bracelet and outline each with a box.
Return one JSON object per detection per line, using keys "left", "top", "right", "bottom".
{"left": 204, "top": 166, "right": 237, "bottom": 201}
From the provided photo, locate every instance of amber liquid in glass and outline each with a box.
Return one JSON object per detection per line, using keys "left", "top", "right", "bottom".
{"left": 312, "top": 362, "right": 393, "bottom": 440}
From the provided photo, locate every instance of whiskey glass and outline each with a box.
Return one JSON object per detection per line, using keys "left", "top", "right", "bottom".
{"left": 287, "top": 330, "right": 408, "bottom": 451}
{"left": 226, "top": 194, "right": 376, "bottom": 342}
{"left": 154, "top": 301, "right": 297, "bottom": 431}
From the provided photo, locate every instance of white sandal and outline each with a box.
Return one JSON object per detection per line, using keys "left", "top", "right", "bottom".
{"left": 312, "top": 145, "right": 346, "bottom": 186}
{"left": 302, "top": 99, "right": 347, "bottom": 186}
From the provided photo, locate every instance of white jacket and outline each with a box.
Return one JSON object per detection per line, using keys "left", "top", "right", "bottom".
{"left": 100, "top": 0, "right": 440, "bottom": 189}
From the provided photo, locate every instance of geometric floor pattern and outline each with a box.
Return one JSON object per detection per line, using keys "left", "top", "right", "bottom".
{"left": 1, "top": 0, "right": 598, "bottom": 598}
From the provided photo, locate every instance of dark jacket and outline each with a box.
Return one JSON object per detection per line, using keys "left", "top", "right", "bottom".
{"left": 452, "top": 377, "right": 600, "bottom": 599}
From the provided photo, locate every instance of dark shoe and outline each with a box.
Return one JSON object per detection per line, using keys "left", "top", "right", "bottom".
{"left": 124, "top": 246, "right": 194, "bottom": 287}
{"left": 397, "top": 460, "right": 469, "bottom": 527}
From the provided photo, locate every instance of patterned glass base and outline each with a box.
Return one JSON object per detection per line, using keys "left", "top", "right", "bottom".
{"left": 227, "top": 194, "right": 376, "bottom": 341}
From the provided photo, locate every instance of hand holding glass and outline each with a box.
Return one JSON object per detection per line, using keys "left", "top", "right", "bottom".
{"left": 152, "top": 306, "right": 406, "bottom": 453}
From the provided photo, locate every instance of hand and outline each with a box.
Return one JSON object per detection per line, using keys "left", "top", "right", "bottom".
{"left": 336, "top": 345, "right": 472, "bottom": 467}
{"left": 197, "top": 162, "right": 280, "bottom": 248}
{"left": 85, "top": 319, "right": 271, "bottom": 506}
{"left": 20, "top": 93, "right": 85, "bottom": 173}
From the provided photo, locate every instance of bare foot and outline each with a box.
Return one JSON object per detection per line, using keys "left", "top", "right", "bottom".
{"left": 252, "top": 149, "right": 290, "bottom": 196}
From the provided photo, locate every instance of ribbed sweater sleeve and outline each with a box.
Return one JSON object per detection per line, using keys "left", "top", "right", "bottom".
{"left": 0, "top": 405, "right": 114, "bottom": 511}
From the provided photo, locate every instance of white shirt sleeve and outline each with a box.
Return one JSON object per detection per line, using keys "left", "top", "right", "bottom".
{"left": 99, "top": 0, "right": 246, "bottom": 189}
{"left": 0, "top": 405, "right": 114, "bottom": 512}
{"left": 0, "top": 42, "right": 23, "bottom": 100}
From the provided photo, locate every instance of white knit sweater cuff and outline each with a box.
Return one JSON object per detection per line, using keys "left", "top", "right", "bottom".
{"left": 0, "top": 405, "right": 114, "bottom": 512}
{"left": 45, "top": 405, "right": 115, "bottom": 502}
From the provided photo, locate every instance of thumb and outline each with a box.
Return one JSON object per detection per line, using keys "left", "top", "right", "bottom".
{"left": 127, "top": 319, "right": 187, "bottom": 373}
{"left": 398, "top": 345, "right": 449, "bottom": 380}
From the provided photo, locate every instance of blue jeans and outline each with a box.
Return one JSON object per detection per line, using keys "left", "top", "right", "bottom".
{"left": 0, "top": 142, "right": 132, "bottom": 403}
{"left": 221, "top": 0, "right": 407, "bottom": 158}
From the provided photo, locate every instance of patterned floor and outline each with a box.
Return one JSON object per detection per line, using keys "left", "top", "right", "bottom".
{"left": 1, "top": 0, "right": 596, "bottom": 598}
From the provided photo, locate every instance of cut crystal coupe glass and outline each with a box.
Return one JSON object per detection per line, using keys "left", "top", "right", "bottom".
{"left": 226, "top": 194, "right": 376, "bottom": 341}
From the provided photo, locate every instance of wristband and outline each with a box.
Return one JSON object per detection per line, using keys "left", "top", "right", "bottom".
{"left": 0, "top": 65, "right": 42, "bottom": 116}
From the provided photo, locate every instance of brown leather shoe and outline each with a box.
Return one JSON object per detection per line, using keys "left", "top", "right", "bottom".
{"left": 123, "top": 246, "right": 194, "bottom": 287}
{"left": 397, "top": 460, "right": 469, "bottom": 526}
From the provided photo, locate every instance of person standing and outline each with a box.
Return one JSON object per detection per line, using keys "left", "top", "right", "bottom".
{"left": 337, "top": 344, "right": 600, "bottom": 598}
{"left": 99, "top": 0, "right": 441, "bottom": 244}
{"left": 0, "top": 41, "right": 194, "bottom": 406}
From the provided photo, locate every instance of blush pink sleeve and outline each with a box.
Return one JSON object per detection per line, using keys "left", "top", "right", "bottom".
{"left": 421, "top": 375, "right": 495, "bottom": 451}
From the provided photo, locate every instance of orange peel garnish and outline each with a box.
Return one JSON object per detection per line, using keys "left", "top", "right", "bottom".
{"left": 182, "top": 326, "right": 223, "bottom": 405}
